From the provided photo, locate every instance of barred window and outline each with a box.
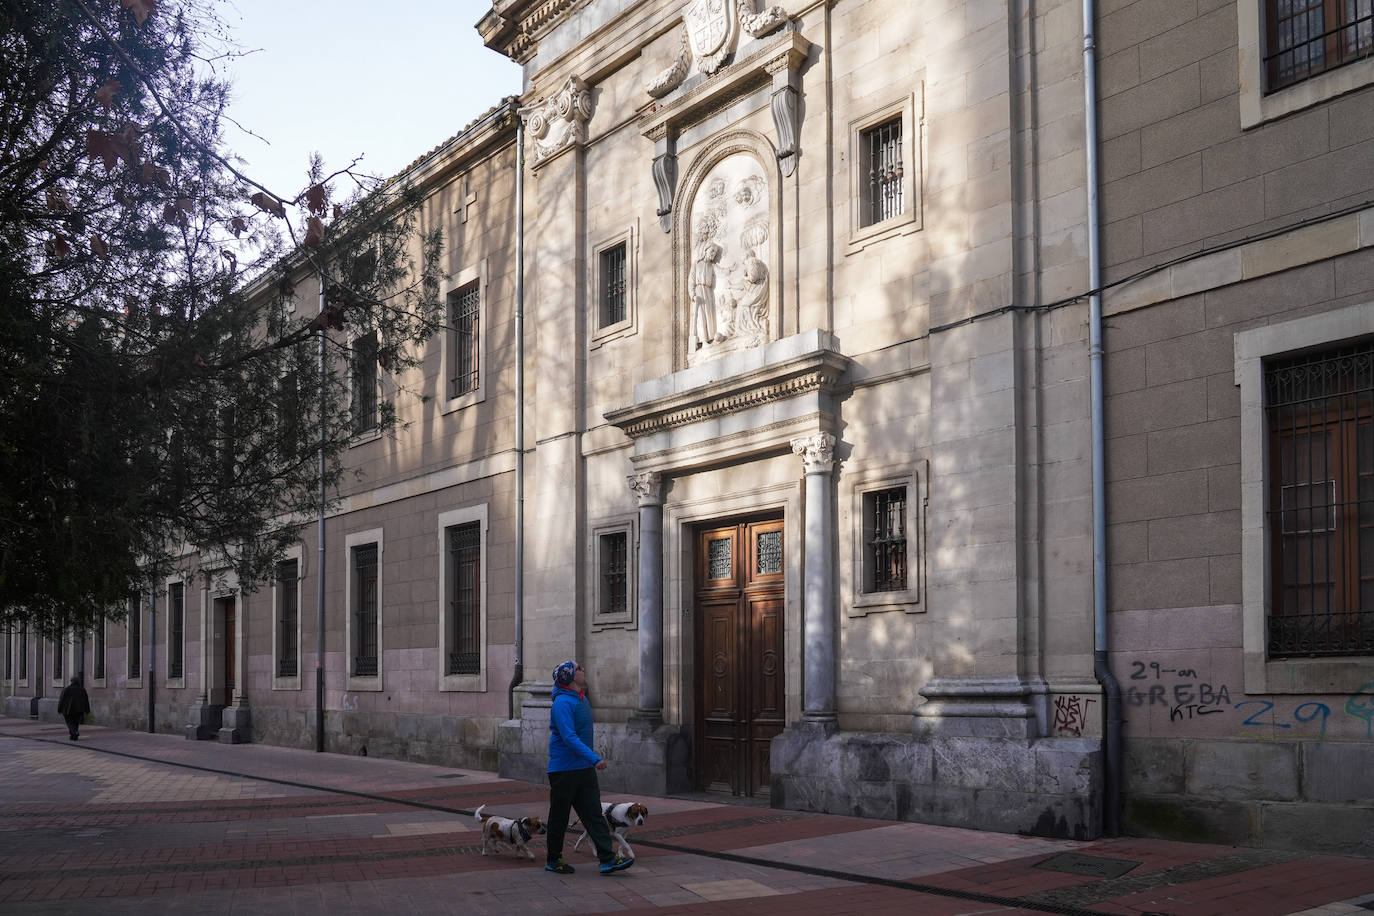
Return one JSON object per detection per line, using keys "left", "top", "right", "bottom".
{"left": 53, "top": 637, "right": 63, "bottom": 681}
{"left": 168, "top": 582, "right": 184, "bottom": 679}
{"left": 1266, "top": 0, "right": 1374, "bottom": 91}
{"left": 599, "top": 531, "right": 628, "bottom": 617}
{"left": 351, "top": 331, "right": 379, "bottom": 435}
{"left": 449, "top": 282, "right": 480, "bottom": 398}
{"left": 863, "top": 487, "right": 908, "bottom": 593}
{"left": 600, "top": 244, "right": 627, "bottom": 328}
{"left": 126, "top": 594, "right": 141, "bottom": 679}
{"left": 3, "top": 626, "right": 11, "bottom": 681}
{"left": 446, "top": 523, "right": 481, "bottom": 676}
{"left": 18, "top": 621, "right": 27, "bottom": 681}
{"left": 862, "top": 117, "right": 904, "bottom": 226}
{"left": 93, "top": 618, "right": 105, "bottom": 681}
{"left": 275, "top": 559, "right": 299, "bottom": 678}
{"left": 352, "top": 545, "right": 379, "bottom": 677}
{"left": 1265, "top": 340, "right": 1374, "bottom": 657}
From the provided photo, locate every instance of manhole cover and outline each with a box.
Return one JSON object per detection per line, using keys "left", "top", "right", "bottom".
{"left": 1033, "top": 852, "right": 1141, "bottom": 879}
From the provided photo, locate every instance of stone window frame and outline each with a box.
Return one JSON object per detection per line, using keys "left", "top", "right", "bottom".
{"left": 846, "top": 88, "right": 923, "bottom": 254}
{"left": 271, "top": 546, "right": 304, "bottom": 691}
{"left": 440, "top": 260, "right": 489, "bottom": 416}
{"left": 345, "top": 528, "right": 385, "bottom": 692}
{"left": 165, "top": 578, "right": 186, "bottom": 688}
{"left": 16, "top": 622, "right": 30, "bottom": 688}
{"left": 844, "top": 460, "right": 927, "bottom": 616}
{"left": 1, "top": 625, "right": 10, "bottom": 687}
{"left": 1238, "top": 0, "right": 1374, "bottom": 128}
{"left": 437, "top": 504, "right": 488, "bottom": 692}
{"left": 125, "top": 594, "right": 143, "bottom": 687}
{"left": 590, "top": 223, "right": 639, "bottom": 348}
{"left": 1236, "top": 299, "right": 1374, "bottom": 693}
{"left": 588, "top": 515, "right": 637, "bottom": 631}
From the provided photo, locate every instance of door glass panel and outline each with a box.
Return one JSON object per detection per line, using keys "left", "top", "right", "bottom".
{"left": 708, "top": 537, "right": 732, "bottom": 579}
{"left": 756, "top": 529, "right": 782, "bottom": 575}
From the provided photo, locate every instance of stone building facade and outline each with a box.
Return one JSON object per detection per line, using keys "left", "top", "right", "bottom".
{"left": 5, "top": 0, "right": 1372, "bottom": 854}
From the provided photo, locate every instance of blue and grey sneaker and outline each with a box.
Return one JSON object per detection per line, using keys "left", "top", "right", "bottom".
{"left": 599, "top": 854, "right": 634, "bottom": 875}
{"left": 545, "top": 858, "right": 575, "bottom": 874}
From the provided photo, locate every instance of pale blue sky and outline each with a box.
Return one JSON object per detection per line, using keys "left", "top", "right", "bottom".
{"left": 219, "top": 0, "right": 523, "bottom": 203}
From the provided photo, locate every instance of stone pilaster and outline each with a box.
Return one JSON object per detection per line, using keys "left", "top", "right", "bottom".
{"left": 791, "top": 433, "right": 836, "bottom": 724}
{"left": 628, "top": 472, "right": 664, "bottom": 722}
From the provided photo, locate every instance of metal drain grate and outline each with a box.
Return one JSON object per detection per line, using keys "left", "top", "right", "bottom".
{"left": 1033, "top": 852, "right": 1142, "bottom": 879}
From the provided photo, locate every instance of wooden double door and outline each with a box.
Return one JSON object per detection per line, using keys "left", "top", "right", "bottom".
{"left": 694, "top": 517, "right": 785, "bottom": 797}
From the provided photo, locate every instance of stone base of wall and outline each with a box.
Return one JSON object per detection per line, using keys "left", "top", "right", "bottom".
{"left": 771, "top": 726, "right": 1103, "bottom": 840}
{"left": 2, "top": 696, "right": 37, "bottom": 719}
{"left": 1124, "top": 737, "right": 1374, "bottom": 856}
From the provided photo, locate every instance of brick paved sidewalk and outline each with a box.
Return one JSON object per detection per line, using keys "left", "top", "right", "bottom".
{"left": 0, "top": 716, "right": 1369, "bottom": 915}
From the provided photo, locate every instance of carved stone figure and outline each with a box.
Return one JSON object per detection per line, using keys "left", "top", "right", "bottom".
{"left": 686, "top": 153, "right": 771, "bottom": 363}
{"left": 645, "top": 0, "right": 791, "bottom": 97}
{"left": 520, "top": 76, "right": 594, "bottom": 167}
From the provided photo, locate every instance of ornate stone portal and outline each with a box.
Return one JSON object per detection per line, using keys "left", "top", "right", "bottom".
{"left": 686, "top": 153, "right": 771, "bottom": 364}
{"left": 648, "top": 0, "right": 791, "bottom": 96}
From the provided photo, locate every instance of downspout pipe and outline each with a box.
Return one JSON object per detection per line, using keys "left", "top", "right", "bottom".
{"left": 316, "top": 275, "right": 327, "bottom": 753}
{"left": 147, "top": 585, "right": 156, "bottom": 732}
{"left": 508, "top": 107, "right": 526, "bottom": 721}
{"left": 1083, "top": 0, "right": 1122, "bottom": 836}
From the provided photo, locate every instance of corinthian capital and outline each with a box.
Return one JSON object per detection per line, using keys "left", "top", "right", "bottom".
{"left": 790, "top": 433, "right": 835, "bottom": 474}
{"left": 628, "top": 471, "right": 663, "bottom": 506}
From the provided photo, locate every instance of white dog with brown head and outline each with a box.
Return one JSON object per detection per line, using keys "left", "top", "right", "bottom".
{"left": 573, "top": 801, "right": 649, "bottom": 859}
{"left": 474, "top": 804, "right": 546, "bottom": 859}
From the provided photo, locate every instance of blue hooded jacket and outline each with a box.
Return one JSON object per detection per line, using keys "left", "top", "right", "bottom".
{"left": 548, "top": 685, "right": 601, "bottom": 772}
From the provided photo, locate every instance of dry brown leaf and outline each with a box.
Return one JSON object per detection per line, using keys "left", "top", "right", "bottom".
{"left": 90, "top": 235, "right": 109, "bottom": 257}
{"left": 229, "top": 216, "right": 247, "bottom": 238}
{"left": 303, "top": 215, "right": 325, "bottom": 248}
{"left": 121, "top": 0, "right": 158, "bottom": 26}
{"left": 95, "top": 79, "right": 121, "bottom": 109}
{"left": 250, "top": 191, "right": 285, "bottom": 218}
{"left": 305, "top": 183, "right": 327, "bottom": 217}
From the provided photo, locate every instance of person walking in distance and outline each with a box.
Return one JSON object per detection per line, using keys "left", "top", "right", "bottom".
{"left": 58, "top": 676, "right": 90, "bottom": 741}
{"left": 543, "top": 660, "right": 633, "bottom": 875}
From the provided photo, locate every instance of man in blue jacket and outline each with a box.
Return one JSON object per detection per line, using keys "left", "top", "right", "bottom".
{"left": 544, "top": 660, "right": 634, "bottom": 875}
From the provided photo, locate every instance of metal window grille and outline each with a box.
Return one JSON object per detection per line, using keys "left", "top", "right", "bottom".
{"left": 1265, "top": 0, "right": 1374, "bottom": 92}
{"left": 450, "top": 283, "right": 480, "bottom": 398}
{"left": 351, "top": 333, "right": 379, "bottom": 434}
{"left": 53, "top": 637, "right": 63, "bottom": 680}
{"left": 352, "top": 545, "right": 379, "bottom": 677}
{"left": 94, "top": 620, "right": 105, "bottom": 681}
{"left": 1265, "top": 340, "right": 1374, "bottom": 657}
{"left": 447, "top": 524, "right": 481, "bottom": 675}
{"left": 756, "top": 530, "right": 783, "bottom": 576}
{"left": 866, "top": 487, "right": 908, "bottom": 592}
{"left": 278, "top": 370, "right": 301, "bottom": 460}
{"left": 18, "top": 622, "right": 27, "bottom": 681}
{"left": 127, "top": 595, "right": 140, "bottom": 679}
{"left": 864, "top": 117, "right": 904, "bottom": 226}
{"left": 600, "top": 531, "right": 628, "bottom": 616}
{"left": 601, "top": 244, "right": 627, "bottom": 328}
{"left": 169, "top": 582, "right": 184, "bottom": 678}
{"left": 276, "top": 560, "right": 298, "bottom": 678}
{"left": 3, "top": 627, "right": 10, "bottom": 680}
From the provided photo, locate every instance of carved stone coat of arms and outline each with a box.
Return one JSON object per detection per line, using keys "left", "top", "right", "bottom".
{"left": 685, "top": 0, "right": 739, "bottom": 75}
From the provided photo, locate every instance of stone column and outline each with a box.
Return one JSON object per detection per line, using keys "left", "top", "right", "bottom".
{"left": 629, "top": 472, "right": 664, "bottom": 722}
{"left": 791, "top": 433, "right": 836, "bottom": 724}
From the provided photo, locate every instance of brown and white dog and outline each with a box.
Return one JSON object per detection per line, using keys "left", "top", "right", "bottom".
{"left": 573, "top": 801, "right": 649, "bottom": 859}
{"left": 474, "top": 804, "right": 546, "bottom": 859}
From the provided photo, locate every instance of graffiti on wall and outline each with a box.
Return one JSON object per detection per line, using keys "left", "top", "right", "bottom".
{"left": 1053, "top": 695, "right": 1096, "bottom": 737}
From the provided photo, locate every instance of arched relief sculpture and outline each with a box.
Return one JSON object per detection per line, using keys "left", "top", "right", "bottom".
{"left": 520, "top": 76, "right": 594, "bottom": 167}
{"left": 686, "top": 152, "right": 772, "bottom": 364}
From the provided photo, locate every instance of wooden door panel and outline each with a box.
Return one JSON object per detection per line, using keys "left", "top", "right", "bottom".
{"left": 701, "top": 600, "right": 737, "bottom": 718}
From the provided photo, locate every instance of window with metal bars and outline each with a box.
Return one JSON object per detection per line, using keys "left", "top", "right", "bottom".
{"left": 449, "top": 282, "right": 480, "bottom": 398}
{"left": 3, "top": 627, "right": 11, "bottom": 681}
{"left": 53, "top": 637, "right": 63, "bottom": 681}
{"left": 600, "top": 244, "right": 627, "bottom": 328}
{"left": 278, "top": 369, "right": 302, "bottom": 461}
{"left": 864, "top": 487, "right": 908, "bottom": 593}
{"left": 862, "top": 117, "right": 904, "bottom": 227}
{"left": 1265, "top": 0, "right": 1374, "bottom": 91}
{"left": 126, "top": 595, "right": 141, "bottom": 679}
{"left": 276, "top": 559, "right": 299, "bottom": 678}
{"left": 446, "top": 523, "right": 481, "bottom": 675}
{"left": 599, "top": 531, "right": 628, "bottom": 616}
{"left": 351, "top": 332, "right": 379, "bottom": 435}
{"left": 93, "top": 618, "right": 105, "bottom": 681}
{"left": 18, "top": 622, "right": 27, "bottom": 681}
{"left": 1265, "top": 340, "right": 1374, "bottom": 657}
{"left": 168, "top": 582, "right": 184, "bottom": 679}
{"left": 352, "top": 545, "right": 379, "bottom": 677}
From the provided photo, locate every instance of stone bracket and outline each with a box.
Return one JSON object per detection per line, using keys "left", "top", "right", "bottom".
{"left": 652, "top": 144, "right": 678, "bottom": 233}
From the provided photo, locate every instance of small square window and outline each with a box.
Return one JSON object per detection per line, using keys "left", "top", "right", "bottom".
{"left": 848, "top": 465, "right": 925, "bottom": 615}
{"left": 861, "top": 118, "right": 904, "bottom": 227}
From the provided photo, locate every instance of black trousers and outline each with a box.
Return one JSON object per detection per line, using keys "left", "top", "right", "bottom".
{"left": 63, "top": 714, "right": 81, "bottom": 739}
{"left": 546, "top": 767, "right": 615, "bottom": 863}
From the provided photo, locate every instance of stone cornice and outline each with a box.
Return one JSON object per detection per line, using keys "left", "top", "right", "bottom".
{"left": 605, "top": 348, "right": 849, "bottom": 439}
{"left": 479, "top": 0, "right": 591, "bottom": 63}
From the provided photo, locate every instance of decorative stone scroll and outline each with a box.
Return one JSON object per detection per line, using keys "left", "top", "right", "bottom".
{"left": 519, "top": 76, "right": 593, "bottom": 167}
{"left": 791, "top": 433, "right": 836, "bottom": 474}
{"left": 646, "top": 0, "right": 791, "bottom": 96}
{"left": 686, "top": 152, "right": 771, "bottom": 364}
